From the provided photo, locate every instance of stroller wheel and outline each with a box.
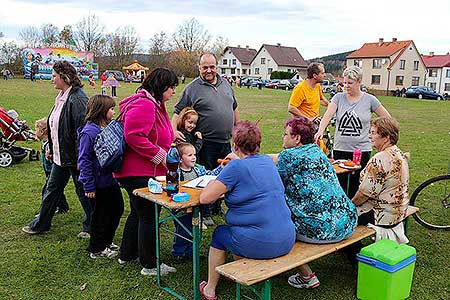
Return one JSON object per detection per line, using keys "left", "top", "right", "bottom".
{"left": 0, "top": 150, "right": 14, "bottom": 167}
{"left": 29, "top": 150, "right": 40, "bottom": 161}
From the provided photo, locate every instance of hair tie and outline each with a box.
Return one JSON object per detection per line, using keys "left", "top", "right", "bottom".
{"left": 184, "top": 109, "right": 197, "bottom": 114}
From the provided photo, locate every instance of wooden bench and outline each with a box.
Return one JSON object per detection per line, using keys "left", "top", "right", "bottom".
{"left": 216, "top": 205, "right": 419, "bottom": 300}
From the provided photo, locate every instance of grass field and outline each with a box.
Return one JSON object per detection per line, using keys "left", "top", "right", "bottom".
{"left": 0, "top": 79, "right": 449, "bottom": 300}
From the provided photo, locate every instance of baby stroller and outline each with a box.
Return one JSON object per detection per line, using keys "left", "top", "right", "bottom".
{"left": 0, "top": 108, "right": 39, "bottom": 167}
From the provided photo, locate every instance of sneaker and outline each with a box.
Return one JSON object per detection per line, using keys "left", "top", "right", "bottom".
{"left": 21, "top": 226, "right": 48, "bottom": 235}
{"left": 140, "top": 263, "right": 177, "bottom": 276}
{"left": 77, "top": 231, "right": 91, "bottom": 239}
{"left": 288, "top": 273, "right": 320, "bottom": 289}
{"left": 203, "top": 216, "right": 215, "bottom": 226}
{"left": 90, "top": 248, "right": 118, "bottom": 259}
{"left": 201, "top": 223, "right": 208, "bottom": 230}
{"left": 109, "top": 242, "right": 120, "bottom": 251}
{"left": 118, "top": 257, "right": 139, "bottom": 265}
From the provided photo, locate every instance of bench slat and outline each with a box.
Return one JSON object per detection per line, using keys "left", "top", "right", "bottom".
{"left": 216, "top": 226, "right": 375, "bottom": 286}
{"left": 216, "top": 205, "right": 418, "bottom": 286}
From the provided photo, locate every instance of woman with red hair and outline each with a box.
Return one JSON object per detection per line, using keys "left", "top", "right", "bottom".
{"left": 199, "top": 120, "right": 295, "bottom": 300}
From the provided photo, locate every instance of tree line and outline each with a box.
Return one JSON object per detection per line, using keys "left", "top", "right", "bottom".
{"left": 0, "top": 15, "right": 228, "bottom": 77}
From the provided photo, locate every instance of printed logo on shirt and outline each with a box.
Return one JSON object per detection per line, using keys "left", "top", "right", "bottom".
{"left": 338, "top": 110, "right": 362, "bottom": 136}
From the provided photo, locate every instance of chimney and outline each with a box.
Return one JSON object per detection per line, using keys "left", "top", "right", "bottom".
{"left": 277, "top": 43, "right": 281, "bottom": 47}
{"left": 237, "top": 45, "right": 241, "bottom": 48}
{"left": 392, "top": 37, "right": 397, "bottom": 42}
{"left": 378, "top": 38, "right": 384, "bottom": 46}
{"left": 429, "top": 52, "right": 434, "bottom": 56}
{"left": 245, "top": 45, "right": 249, "bottom": 50}
{"left": 447, "top": 52, "right": 450, "bottom": 55}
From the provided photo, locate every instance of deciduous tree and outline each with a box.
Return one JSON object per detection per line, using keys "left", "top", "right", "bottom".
{"left": 74, "top": 13, "right": 105, "bottom": 55}
{"left": 172, "top": 18, "right": 211, "bottom": 53}
{"left": 19, "top": 26, "right": 41, "bottom": 48}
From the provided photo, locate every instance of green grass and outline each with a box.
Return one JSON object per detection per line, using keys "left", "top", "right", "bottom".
{"left": 0, "top": 79, "right": 449, "bottom": 300}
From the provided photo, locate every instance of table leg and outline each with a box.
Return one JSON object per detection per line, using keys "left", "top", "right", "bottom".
{"left": 346, "top": 173, "right": 351, "bottom": 195}
{"left": 192, "top": 206, "right": 200, "bottom": 300}
{"left": 155, "top": 202, "right": 161, "bottom": 286}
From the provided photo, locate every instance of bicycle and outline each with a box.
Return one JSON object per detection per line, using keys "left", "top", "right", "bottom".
{"left": 409, "top": 162, "right": 450, "bottom": 230}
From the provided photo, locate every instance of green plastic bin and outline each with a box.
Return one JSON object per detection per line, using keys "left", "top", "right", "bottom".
{"left": 357, "top": 239, "right": 416, "bottom": 300}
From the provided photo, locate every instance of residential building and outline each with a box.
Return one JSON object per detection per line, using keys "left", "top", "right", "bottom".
{"left": 346, "top": 38, "right": 427, "bottom": 94}
{"left": 422, "top": 52, "right": 450, "bottom": 97}
{"left": 217, "top": 46, "right": 257, "bottom": 77}
{"left": 250, "top": 44, "right": 307, "bottom": 80}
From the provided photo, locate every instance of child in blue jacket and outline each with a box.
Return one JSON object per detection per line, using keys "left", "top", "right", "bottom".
{"left": 78, "top": 95, "right": 124, "bottom": 259}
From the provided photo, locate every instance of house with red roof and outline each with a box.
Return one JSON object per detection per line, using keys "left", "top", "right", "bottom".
{"left": 422, "top": 52, "right": 450, "bottom": 97}
{"left": 250, "top": 44, "right": 308, "bottom": 80}
{"left": 346, "top": 38, "right": 427, "bottom": 95}
{"left": 217, "top": 46, "right": 257, "bottom": 77}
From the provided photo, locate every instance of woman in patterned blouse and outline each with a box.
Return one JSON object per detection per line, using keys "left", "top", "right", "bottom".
{"left": 352, "top": 116, "right": 410, "bottom": 243}
{"left": 271, "top": 116, "right": 357, "bottom": 289}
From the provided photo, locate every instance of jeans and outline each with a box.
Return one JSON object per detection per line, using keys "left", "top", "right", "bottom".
{"left": 29, "top": 164, "right": 92, "bottom": 232}
{"left": 171, "top": 212, "right": 193, "bottom": 258}
{"left": 40, "top": 170, "right": 69, "bottom": 212}
{"left": 198, "top": 140, "right": 231, "bottom": 216}
{"left": 118, "top": 176, "right": 160, "bottom": 269}
{"left": 333, "top": 150, "right": 371, "bottom": 198}
{"left": 87, "top": 185, "right": 124, "bottom": 253}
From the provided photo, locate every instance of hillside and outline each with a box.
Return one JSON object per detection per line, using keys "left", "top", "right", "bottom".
{"left": 307, "top": 50, "right": 355, "bottom": 76}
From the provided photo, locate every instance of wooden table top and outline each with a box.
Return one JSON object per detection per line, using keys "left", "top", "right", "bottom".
{"left": 332, "top": 160, "right": 361, "bottom": 174}
{"left": 133, "top": 182, "right": 202, "bottom": 209}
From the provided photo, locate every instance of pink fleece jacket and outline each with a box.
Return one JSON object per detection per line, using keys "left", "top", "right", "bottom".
{"left": 113, "top": 89, "right": 174, "bottom": 179}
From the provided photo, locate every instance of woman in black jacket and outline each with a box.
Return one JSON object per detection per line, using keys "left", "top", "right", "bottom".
{"left": 22, "top": 61, "right": 92, "bottom": 237}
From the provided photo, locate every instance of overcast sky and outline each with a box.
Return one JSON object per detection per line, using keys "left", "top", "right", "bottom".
{"left": 1, "top": 0, "right": 450, "bottom": 59}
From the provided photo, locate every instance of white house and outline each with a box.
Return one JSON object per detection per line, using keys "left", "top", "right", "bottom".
{"left": 250, "top": 44, "right": 308, "bottom": 80}
{"left": 346, "top": 38, "right": 427, "bottom": 94}
{"left": 217, "top": 46, "right": 257, "bottom": 77}
{"left": 422, "top": 52, "right": 450, "bottom": 97}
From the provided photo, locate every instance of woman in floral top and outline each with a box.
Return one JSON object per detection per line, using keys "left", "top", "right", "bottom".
{"left": 271, "top": 116, "right": 357, "bottom": 289}
{"left": 353, "top": 117, "right": 409, "bottom": 243}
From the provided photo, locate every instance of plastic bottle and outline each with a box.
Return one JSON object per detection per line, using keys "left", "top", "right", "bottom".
{"left": 165, "top": 143, "right": 180, "bottom": 196}
{"left": 353, "top": 149, "right": 362, "bottom": 165}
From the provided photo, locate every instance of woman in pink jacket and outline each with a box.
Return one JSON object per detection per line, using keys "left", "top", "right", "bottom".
{"left": 114, "top": 68, "right": 178, "bottom": 276}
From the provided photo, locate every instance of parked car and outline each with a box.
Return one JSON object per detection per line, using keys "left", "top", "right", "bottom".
{"left": 277, "top": 79, "right": 294, "bottom": 90}
{"left": 404, "top": 86, "right": 443, "bottom": 100}
{"left": 240, "top": 77, "right": 260, "bottom": 87}
{"left": 265, "top": 79, "right": 280, "bottom": 89}
{"left": 104, "top": 70, "right": 125, "bottom": 81}
{"left": 321, "top": 80, "right": 336, "bottom": 93}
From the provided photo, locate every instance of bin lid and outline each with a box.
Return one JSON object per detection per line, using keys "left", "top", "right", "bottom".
{"left": 360, "top": 239, "right": 416, "bottom": 266}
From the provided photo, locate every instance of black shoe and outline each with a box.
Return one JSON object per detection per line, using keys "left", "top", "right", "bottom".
{"left": 172, "top": 255, "right": 187, "bottom": 264}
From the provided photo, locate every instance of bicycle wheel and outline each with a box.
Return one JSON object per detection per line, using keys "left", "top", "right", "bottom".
{"left": 410, "top": 174, "right": 450, "bottom": 230}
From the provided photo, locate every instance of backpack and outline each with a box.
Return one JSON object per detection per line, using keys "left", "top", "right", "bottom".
{"left": 94, "top": 98, "right": 138, "bottom": 173}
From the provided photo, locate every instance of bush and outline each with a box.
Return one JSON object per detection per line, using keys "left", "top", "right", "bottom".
{"left": 270, "top": 71, "right": 295, "bottom": 80}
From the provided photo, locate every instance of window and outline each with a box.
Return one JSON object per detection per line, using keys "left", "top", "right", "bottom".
{"left": 268, "top": 68, "right": 273, "bottom": 74}
{"left": 428, "top": 82, "right": 436, "bottom": 90}
{"left": 242, "top": 69, "right": 247, "bottom": 75}
{"left": 446, "top": 69, "right": 450, "bottom": 77}
{"left": 412, "top": 76, "right": 420, "bottom": 86}
{"left": 222, "top": 59, "right": 227, "bottom": 65}
{"left": 372, "top": 59, "right": 382, "bottom": 69}
{"left": 396, "top": 76, "right": 404, "bottom": 86}
{"left": 231, "top": 68, "right": 235, "bottom": 74}
{"left": 287, "top": 69, "right": 291, "bottom": 73}
{"left": 255, "top": 68, "right": 259, "bottom": 75}
{"left": 354, "top": 59, "right": 362, "bottom": 67}
{"left": 232, "top": 59, "right": 236, "bottom": 65}
{"left": 445, "top": 83, "right": 450, "bottom": 91}
{"left": 248, "top": 69, "right": 251, "bottom": 75}
{"left": 261, "top": 58, "right": 266, "bottom": 64}
{"left": 400, "top": 60, "right": 405, "bottom": 70}
{"left": 429, "top": 69, "right": 437, "bottom": 77}
{"left": 371, "top": 75, "right": 381, "bottom": 85}
{"left": 413, "top": 61, "right": 419, "bottom": 70}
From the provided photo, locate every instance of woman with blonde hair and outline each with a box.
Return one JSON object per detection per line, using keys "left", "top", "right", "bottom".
{"left": 315, "top": 66, "right": 391, "bottom": 198}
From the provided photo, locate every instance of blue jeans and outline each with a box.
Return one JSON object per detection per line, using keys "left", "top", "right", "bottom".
{"left": 172, "top": 212, "right": 193, "bottom": 258}
{"left": 198, "top": 140, "right": 231, "bottom": 215}
{"left": 29, "top": 164, "right": 92, "bottom": 232}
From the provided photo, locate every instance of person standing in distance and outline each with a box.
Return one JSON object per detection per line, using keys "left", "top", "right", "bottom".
{"left": 288, "top": 63, "right": 329, "bottom": 125}
{"left": 172, "top": 53, "right": 239, "bottom": 225}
